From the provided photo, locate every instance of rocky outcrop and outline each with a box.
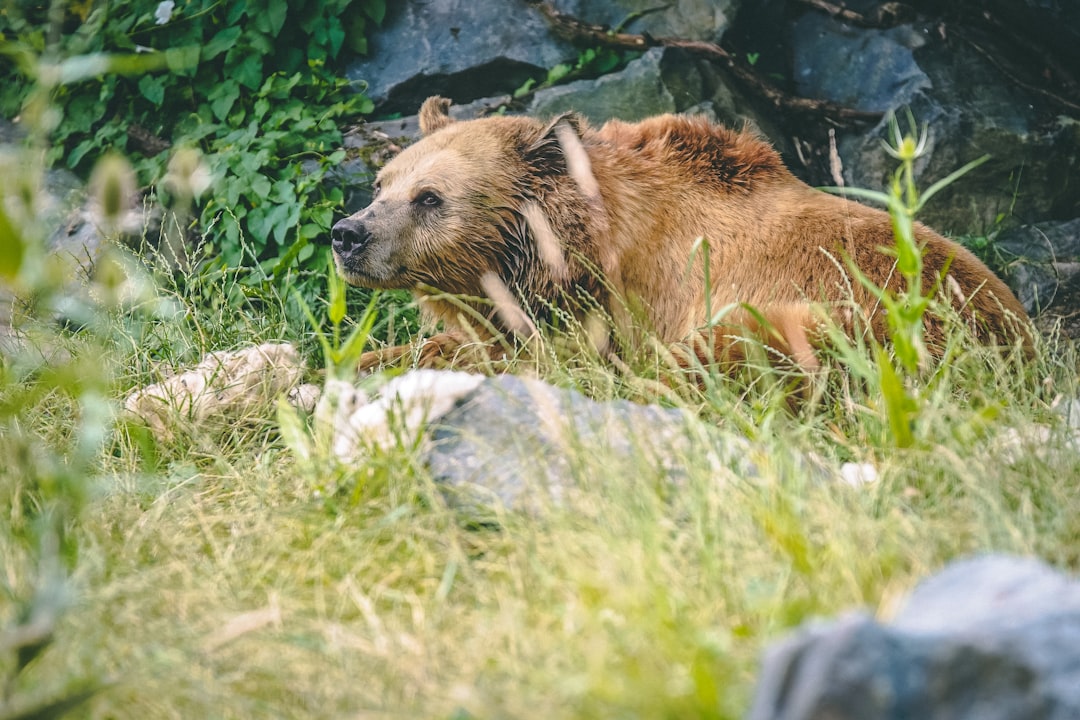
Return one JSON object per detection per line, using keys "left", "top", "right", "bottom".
{"left": 821, "top": 22, "right": 1080, "bottom": 231}
{"left": 556, "top": 0, "right": 741, "bottom": 44}
{"left": 527, "top": 45, "right": 789, "bottom": 146}
{"left": 747, "top": 554, "right": 1080, "bottom": 720}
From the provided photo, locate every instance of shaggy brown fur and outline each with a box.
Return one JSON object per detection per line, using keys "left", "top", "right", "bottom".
{"left": 331, "top": 96, "right": 1030, "bottom": 373}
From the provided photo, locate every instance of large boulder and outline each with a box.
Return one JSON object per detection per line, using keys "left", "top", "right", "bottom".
{"left": 322, "top": 371, "right": 757, "bottom": 511}
{"left": 423, "top": 372, "right": 757, "bottom": 511}
{"left": 747, "top": 554, "right": 1080, "bottom": 720}
{"left": 788, "top": 8, "right": 1080, "bottom": 231}
{"left": 792, "top": 12, "right": 930, "bottom": 113}
{"left": 317, "top": 370, "right": 874, "bottom": 513}
{"left": 344, "top": 0, "right": 576, "bottom": 114}
{"left": 528, "top": 45, "right": 785, "bottom": 146}
{"left": 529, "top": 46, "right": 687, "bottom": 122}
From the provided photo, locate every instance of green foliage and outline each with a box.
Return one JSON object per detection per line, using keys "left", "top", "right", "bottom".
{"left": 0, "top": 0, "right": 385, "bottom": 303}
{"left": 825, "top": 111, "right": 991, "bottom": 448}
{"left": 514, "top": 46, "right": 631, "bottom": 99}
{"left": 297, "top": 257, "right": 384, "bottom": 378}
{"left": 0, "top": 93, "right": 154, "bottom": 720}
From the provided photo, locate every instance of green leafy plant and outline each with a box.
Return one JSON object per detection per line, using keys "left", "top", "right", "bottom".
{"left": 512, "top": 8, "right": 652, "bottom": 100}
{"left": 0, "top": 51, "right": 169, "bottom": 720}
{"left": 826, "top": 111, "right": 990, "bottom": 447}
{"left": 0, "top": 0, "right": 385, "bottom": 305}
{"left": 513, "top": 45, "right": 626, "bottom": 99}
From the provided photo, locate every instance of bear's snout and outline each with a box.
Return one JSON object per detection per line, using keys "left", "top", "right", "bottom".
{"left": 331, "top": 217, "right": 372, "bottom": 258}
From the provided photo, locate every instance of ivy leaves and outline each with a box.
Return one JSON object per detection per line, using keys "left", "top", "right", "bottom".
{"left": 0, "top": 0, "right": 384, "bottom": 301}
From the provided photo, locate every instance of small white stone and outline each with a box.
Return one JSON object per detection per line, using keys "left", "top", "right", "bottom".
{"left": 839, "top": 462, "right": 879, "bottom": 487}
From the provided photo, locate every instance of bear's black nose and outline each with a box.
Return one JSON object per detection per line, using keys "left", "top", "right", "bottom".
{"left": 331, "top": 218, "right": 371, "bottom": 255}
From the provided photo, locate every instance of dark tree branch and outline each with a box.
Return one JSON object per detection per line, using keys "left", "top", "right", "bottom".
{"left": 788, "top": 0, "right": 916, "bottom": 28}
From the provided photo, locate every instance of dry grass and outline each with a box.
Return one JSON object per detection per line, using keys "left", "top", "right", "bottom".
{"left": 4, "top": 273, "right": 1080, "bottom": 720}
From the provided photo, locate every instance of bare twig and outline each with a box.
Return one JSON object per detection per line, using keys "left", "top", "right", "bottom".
{"left": 788, "top": 0, "right": 916, "bottom": 28}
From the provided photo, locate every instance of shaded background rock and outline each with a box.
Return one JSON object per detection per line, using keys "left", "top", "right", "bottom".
{"left": 527, "top": 45, "right": 790, "bottom": 150}
{"left": 996, "top": 219, "right": 1080, "bottom": 333}
{"left": 528, "top": 46, "right": 686, "bottom": 122}
{"left": 747, "top": 554, "right": 1080, "bottom": 720}
{"left": 832, "top": 32, "right": 1080, "bottom": 231}
{"left": 791, "top": 13, "right": 930, "bottom": 114}
{"left": 344, "top": 0, "right": 742, "bottom": 115}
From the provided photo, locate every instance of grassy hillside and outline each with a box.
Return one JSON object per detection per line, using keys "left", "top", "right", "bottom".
{"left": 3, "top": 249, "right": 1079, "bottom": 719}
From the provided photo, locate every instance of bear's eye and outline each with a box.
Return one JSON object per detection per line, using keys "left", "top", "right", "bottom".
{"left": 372, "top": 181, "right": 382, "bottom": 196}
{"left": 413, "top": 191, "right": 442, "bottom": 208}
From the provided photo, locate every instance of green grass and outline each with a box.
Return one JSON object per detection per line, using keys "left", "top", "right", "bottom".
{"left": 4, "top": 271, "right": 1080, "bottom": 719}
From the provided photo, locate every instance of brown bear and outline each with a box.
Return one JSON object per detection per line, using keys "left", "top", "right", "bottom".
{"left": 331, "top": 96, "right": 1030, "bottom": 373}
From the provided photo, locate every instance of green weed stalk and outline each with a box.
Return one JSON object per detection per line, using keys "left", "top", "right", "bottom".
{"left": 830, "top": 111, "right": 989, "bottom": 447}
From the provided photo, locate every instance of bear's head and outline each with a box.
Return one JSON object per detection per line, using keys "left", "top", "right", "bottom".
{"left": 331, "top": 97, "right": 597, "bottom": 304}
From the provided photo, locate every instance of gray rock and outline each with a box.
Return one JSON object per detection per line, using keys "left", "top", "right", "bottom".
{"left": 747, "top": 554, "right": 1080, "bottom": 720}
{"left": 792, "top": 13, "right": 930, "bottom": 113}
{"left": 344, "top": 0, "right": 577, "bottom": 114}
{"left": 424, "top": 373, "right": 761, "bottom": 511}
{"left": 996, "top": 218, "right": 1080, "bottom": 317}
{"left": 529, "top": 46, "right": 786, "bottom": 145}
{"left": 343, "top": 0, "right": 740, "bottom": 116}
{"left": 529, "top": 46, "right": 683, "bottom": 123}
{"left": 554, "top": 0, "right": 740, "bottom": 44}
{"left": 812, "top": 18, "right": 1080, "bottom": 232}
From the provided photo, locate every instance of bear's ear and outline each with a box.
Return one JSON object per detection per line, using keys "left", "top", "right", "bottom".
{"left": 419, "top": 96, "right": 454, "bottom": 135}
{"left": 525, "top": 112, "right": 588, "bottom": 170}
{"left": 536, "top": 112, "right": 587, "bottom": 148}
{"left": 525, "top": 114, "right": 600, "bottom": 199}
